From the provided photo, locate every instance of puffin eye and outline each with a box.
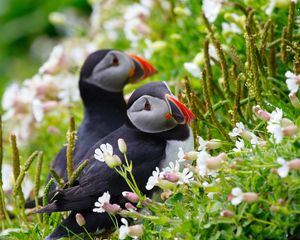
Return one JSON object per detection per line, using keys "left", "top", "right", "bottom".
{"left": 144, "top": 99, "right": 151, "bottom": 111}
{"left": 112, "top": 56, "right": 119, "bottom": 66}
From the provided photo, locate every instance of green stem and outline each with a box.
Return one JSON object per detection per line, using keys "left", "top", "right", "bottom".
{"left": 67, "top": 116, "right": 76, "bottom": 181}
{"left": 43, "top": 179, "right": 54, "bottom": 228}
{"left": 34, "top": 152, "right": 43, "bottom": 224}
{"left": 83, "top": 226, "right": 94, "bottom": 240}
{"left": 68, "top": 159, "right": 89, "bottom": 187}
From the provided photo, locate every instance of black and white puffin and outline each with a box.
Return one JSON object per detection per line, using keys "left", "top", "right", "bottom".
{"left": 37, "top": 82, "right": 195, "bottom": 239}
{"left": 50, "top": 49, "right": 157, "bottom": 181}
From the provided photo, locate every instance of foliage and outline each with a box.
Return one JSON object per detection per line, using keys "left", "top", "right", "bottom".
{"left": 0, "top": 0, "right": 300, "bottom": 239}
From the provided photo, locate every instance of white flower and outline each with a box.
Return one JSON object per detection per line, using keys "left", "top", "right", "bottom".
{"left": 32, "top": 99, "right": 44, "bottom": 122}
{"left": 103, "top": 19, "right": 121, "bottom": 41}
{"left": 2, "top": 83, "right": 19, "bottom": 110}
{"left": 119, "top": 218, "right": 129, "bottom": 240}
{"left": 146, "top": 167, "right": 160, "bottom": 190}
{"left": 94, "top": 143, "right": 113, "bottom": 162}
{"left": 93, "top": 191, "right": 111, "bottom": 213}
{"left": 209, "top": 44, "right": 218, "bottom": 61}
{"left": 183, "top": 62, "right": 202, "bottom": 78}
{"left": 230, "top": 187, "right": 243, "bottom": 205}
{"left": 124, "top": 19, "right": 150, "bottom": 46}
{"left": 198, "top": 136, "right": 208, "bottom": 151}
{"left": 163, "top": 160, "right": 193, "bottom": 184}
{"left": 57, "top": 73, "right": 80, "bottom": 103}
{"left": 267, "top": 123, "right": 283, "bottom": 144}
{"left": 269, "top": 108, "right": 283, "bottom": 124}
{"left": 222, "top": 22, "right": 242, "bottom": 34}
{"left": 177, "top": 147, "right": 185, "bottom": 162}
{"left": 164, "top": 161, "right": 180, "bottom": 173}
{"left": 285, "top": 71, "right": 299, "bottom": 93}
{"left": 229, "top": 122, "right": 245, "bottom": 137}
{"left": 180, "top": 168, "right": 194, "bottom": 184}
{"left": 94, "top": 144, "right": 121, "bottom": 168}
{"left": 123, "top": 3, "right": 150, "bottom": 46}
{"left": 265, "top": 0, "right": 276, "bottom": 15}
{"left": 267, "top": 108, "right": 284, "bottom": 144}
{"left": 202, "top": 0, "right": 223, "bottom": 22}
{"left": 39, "top": 45, "right": 65, "bottom": 74}
{"left": 90, "top": 2, "right": 101, "bottom": 34}
{"left": 196, "top": 150, "right": 211, "bottom": 176}
{"left": 250, "top": 133, "right": 258, "bottom": 146}
{"left": 233, "top": 139, "right": 245, "bottom": 152}
{"left": 124, "top": 3, "right": 150, "bottom": 20}
{"left": 277, "top": 157, "right": 289, "bottom": 178}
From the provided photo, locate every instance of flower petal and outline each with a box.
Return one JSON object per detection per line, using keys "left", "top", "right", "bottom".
{"left": 232, "top": 187, "right": 242, "bottom": 196}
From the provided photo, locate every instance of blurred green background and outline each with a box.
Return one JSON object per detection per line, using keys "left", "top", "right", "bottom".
{"left": 0, "top": 0, "right": 90, "bottom": 100}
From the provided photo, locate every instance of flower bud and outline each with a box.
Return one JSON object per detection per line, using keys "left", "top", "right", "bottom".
{"left": 105, "top": 155, "right": 122, "bottom": 168}
{"left": 282, "top": 125, "right": 298, "bottom": 136}
{"left": 217, "top": 152, "right": 228, "bottom": 162}
{"left": 102, "top": 203, "right": 121, "bottom": 214}
{"left": 160, "top": 190, "right": 173, "bottom": 201}
{"left": 206, "top": 155, "right": 224, "bottom": 170}
{"left": 170, "top": 33, "right": 181, "bottom": 40}
{"left": 252, "top": 105, "right": 270, "bottom": 121}
{"left": 289, "top": 93, "right": 300, "bottom": 109}
{"left": 173, "top": 7, "right": 191, "bottom": 16}
{"left": 184, "top": 151, "right": 198, "bottom": 161}
{"left": 242, "top": 192, "right": 258, "bottom": 203}
{"left": 49, "top": 12, "right": 66, "bottom": 25}
{"left": 277, "top": 198, "right": 285, "bottom": 205}
{"left": 271, "top": 168, "right": 278, "bottom": 174}
{"left": 118, "top": 138, "right": 127, "bottom": 154}
{"left": 193, "top": 52, "right": 205, "bottom": 65}
{"left": 281, "top": 118, "right": 294, "bottom": 127}
{"left": 287, "top": 159, "right": 300, "bottom": 170}
{"left": 220, "top": 210, "right": 235, "bottom": 218}
{"left": 163, "top": 172, "right": 180, "bottom": 183}
{"left": 257, "top": 110, "right": 271, "bottom": 121}
{"left": 240, "top": 130, "right": 253, "bottom": 141}
{"left": 142, "top": 198, "right": 152, "bottom": 206}
{"left": 150, "top": 41, "right": 167, "bottom": 52}
{"left": 128, "top": 224, "right": 144, "bottom": 238}
{"left": 47, "top": 126, "right": 60, "bottom": 135}
{"left": 206, "top": 139, "right": 222, "bottom": 150}
{"left": 157, "top": 179, "right": 176, "bottom": 190}
{"left": 43, "top": 101, "right": 58, "bottom": 112}
{"left": 122, "top": 191, "right": 139, "bottom": 203}
{"left": 125, "top": 202, "right": 137, "bottom": 211}
{"left": 75, "top": 213, "right": 86, "bottom": 226}
{"left": 270, "top": 205, "right": 279, "bottom": 213}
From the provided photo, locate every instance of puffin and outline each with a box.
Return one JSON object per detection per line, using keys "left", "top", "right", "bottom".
{"left": 52, "top": 50, "right": 156, "bottom": 183}
{"left": 37, "top": 82, "right": 195, "bottom": 239}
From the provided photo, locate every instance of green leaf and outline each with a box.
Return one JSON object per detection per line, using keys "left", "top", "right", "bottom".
{"left": 165, "top": 193, "right": 183, "bottom": 206}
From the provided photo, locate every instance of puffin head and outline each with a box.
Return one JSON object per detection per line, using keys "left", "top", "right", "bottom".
{"left": 79, "top": 49, "right": 156, "bottom": 92}
{"left": 127, "top": 82, "right": 196, "bottom": 133}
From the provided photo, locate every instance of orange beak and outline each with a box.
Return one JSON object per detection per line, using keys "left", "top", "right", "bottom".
{"left": 165, "top": 94, "right": 196, "bottom": 124}
{"left": 129, "top": 54, "right": 157, "bottom": 80}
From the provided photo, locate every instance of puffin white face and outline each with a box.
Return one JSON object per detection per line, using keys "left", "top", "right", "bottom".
{"left": 86, "top": 51, "right": 134, "bottom": 92}
{"left": 127, "top": 95, "right": 178, "bottom": 133}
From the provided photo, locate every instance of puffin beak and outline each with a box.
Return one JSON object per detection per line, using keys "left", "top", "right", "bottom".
{"left": 128, "top": 54, "right": 157, "bottom": 83}
{"left": 165, "top": 94, "right": 196, "bottom": 124}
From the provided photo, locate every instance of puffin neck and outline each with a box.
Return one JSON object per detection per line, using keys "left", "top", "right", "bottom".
{"left": 79, "top": 80, "right": 125, "bottom": 111}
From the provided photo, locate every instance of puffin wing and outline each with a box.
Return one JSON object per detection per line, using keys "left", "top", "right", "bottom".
{"left": 37, "top": 125, "right": 166, "bottom": 213}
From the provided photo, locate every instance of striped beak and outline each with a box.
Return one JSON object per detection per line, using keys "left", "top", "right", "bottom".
{"left": 165, "top": 94, "right": 196, "bottom": 124}
{"left": 128, "top": 54, "right": 157, "bottom": 83}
